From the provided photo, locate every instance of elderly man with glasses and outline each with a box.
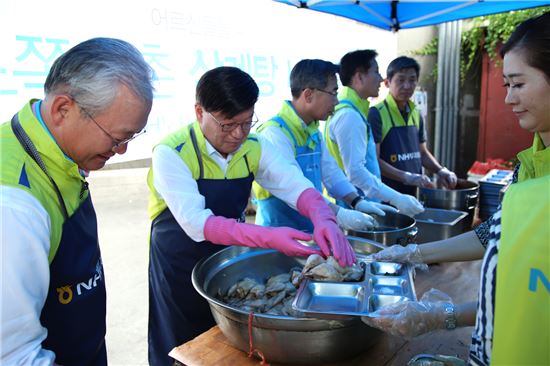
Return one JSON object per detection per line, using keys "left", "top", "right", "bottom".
{"left": 253, "top": 59, "right": 397, "bottom": 234}
{"left": 0, "top": 37, "right": 154, "bottom": 366}
{"left": 146, "top": 66, "right": 356, "bottom": 365}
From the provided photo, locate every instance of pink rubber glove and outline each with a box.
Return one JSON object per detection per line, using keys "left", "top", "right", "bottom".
{"left": 297, "top": 188, "right": 356, "bottom": 267}
{"left": 204, "top": 215, "right": 322, "bottom": 257}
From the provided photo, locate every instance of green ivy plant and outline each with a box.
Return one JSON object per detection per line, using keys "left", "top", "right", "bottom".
{"left": 411, "top": 7, "right": 550, "bottom": 83}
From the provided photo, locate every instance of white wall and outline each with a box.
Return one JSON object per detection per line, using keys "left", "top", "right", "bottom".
{"left": 0, "top": 0, "right": 397, "bottom": 164}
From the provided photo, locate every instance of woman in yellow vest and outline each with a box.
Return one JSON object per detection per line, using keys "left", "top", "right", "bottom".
{"left": 362, "top": 11, "right": 550, "bottom": 365}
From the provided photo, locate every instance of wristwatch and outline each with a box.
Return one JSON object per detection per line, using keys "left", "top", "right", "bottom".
{"left": 350, "top": 195, "right": 364, "bottom": 209}
{"left": 443, "top": 303, "right": 457, "bottom": 330}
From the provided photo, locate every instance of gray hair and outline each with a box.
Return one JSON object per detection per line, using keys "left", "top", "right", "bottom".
{"left": 44, "top": 37, "right": 155, "bottom": 115}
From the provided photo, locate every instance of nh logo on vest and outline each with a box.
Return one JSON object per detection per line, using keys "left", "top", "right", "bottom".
{"left": 56, "top": 260, "right": 104, "bottom": 304}
{"left": 529, "top": 268, "right": 550, "bottom": 293}
{"left": 392, "top": 151, "right": 421, "bottom": 162}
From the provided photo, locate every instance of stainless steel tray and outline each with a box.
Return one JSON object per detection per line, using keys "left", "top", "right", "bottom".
{"left": 292, "top": 258, "right": 416, "bottom": 318}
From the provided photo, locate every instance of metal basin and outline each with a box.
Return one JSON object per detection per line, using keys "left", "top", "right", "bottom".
{"left": 418, "top": 178, "right": 478, "bottom": 230}
{"left": 347, "top": 211, "right": 417, "bottom": 246}
{"left": 414, "top": 207, "right": 469, "bottom": 243}
{"left": 418, "top": 178, "right": 479, "bottom": 212}
{"left": 192, "top": 246, "right": 381, "bottom": 364}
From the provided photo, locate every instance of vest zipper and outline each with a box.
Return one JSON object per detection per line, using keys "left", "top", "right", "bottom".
{"left": 80, "top": 181, "right": 89, "bottom": 199}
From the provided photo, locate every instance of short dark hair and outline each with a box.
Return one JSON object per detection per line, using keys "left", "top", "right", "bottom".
{"left": 386, "top": 56, "right": 420, "bottom": 80}
{"left": 290, "top": 59, "right": 339, "bottom": 98}
{"left": 196, "top": 66, "right": 259, "bottom": 119}
{"left": 339, "top": 49, "right": 378, "bottom": 86}
{"left": 500, "top": 11, "right": 550, "bottom": 80}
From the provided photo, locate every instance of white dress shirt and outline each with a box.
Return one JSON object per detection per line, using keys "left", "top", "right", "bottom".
{"left": 259, "top": 122, "right": 356, "bottom": 200}
{"left": 152, "top": 134, "right": 313, "bottom": 242}
{"left": 327, "top": 107, "right": 387, "bottom": 201}
{"left": 1, "top": 186, "right": 57, "bottom": 365}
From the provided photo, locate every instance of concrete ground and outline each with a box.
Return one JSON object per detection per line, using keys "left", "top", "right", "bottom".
{"left": 87, "top": 168, "right": 150, "bottom": 365}
{"left": 88, "top": 167, "right": 256, "bottom": 365}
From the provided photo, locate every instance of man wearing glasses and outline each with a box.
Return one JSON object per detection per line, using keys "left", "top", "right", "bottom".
{"left": 147, "top": 66, "right": 355, "bottom": 365}
{"left": 324, "top": 50, "right": 425, "bottom": 217}
{"left": 0, "top": 38, "right": 154, "bottom": 365}
{"left": 253, "top": 59, "right": 396, "bottom": 233}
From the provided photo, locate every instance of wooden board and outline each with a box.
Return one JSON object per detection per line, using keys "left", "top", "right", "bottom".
{"left": 170, "top": 261, "right": 481, "bottom": 366}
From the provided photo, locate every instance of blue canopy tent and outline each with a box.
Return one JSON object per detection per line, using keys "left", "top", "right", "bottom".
{"left": 273, "top": 0, "right": 549, "bottom": 173}
{"left": 273, "top": 0, "right": 550, "bottom": 32}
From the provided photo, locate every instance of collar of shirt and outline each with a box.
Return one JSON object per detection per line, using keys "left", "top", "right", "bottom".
{"left": 338, "top": 86, "right": 370, "bottom": 118}
{"left": 279, "top": 101, "right": 320, "bottom": 150}
{"left": 204, "top": 138, "right": 241, "bottom": 174}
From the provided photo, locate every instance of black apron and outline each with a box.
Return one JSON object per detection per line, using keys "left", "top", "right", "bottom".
{"left": 379, "top": 101, "right": 423, "bottom": 196}
{"left": 11, "top": 114, "right": 107, "bottom": 365}
{"left": 148, "top": 128, "right": 254, "bottom": 366}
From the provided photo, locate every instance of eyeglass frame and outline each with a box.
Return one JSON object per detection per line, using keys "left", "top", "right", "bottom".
{"left": 312, "top": 88, "right": 339, "bottom": 97}
{"left": 206, "top": 111, "right": 259, "bottom": 133}
{"left": 72, "top": 98, "right": 146, "bottom": 148}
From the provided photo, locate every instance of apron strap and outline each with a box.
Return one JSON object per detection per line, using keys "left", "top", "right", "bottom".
{"left": 271, "top": 115, "right": 299, "bottom": 147}
{"left": 383, "top": 100, "right": 397, "bottom": 128}
{"left": 243, "top": 154, "right": 251, "bottom": 174}
{"left": 189, "top": 127, "right": 205, "bottom": 180}
{"left": 10, "top": 113, "right": 69, "bottom": 220}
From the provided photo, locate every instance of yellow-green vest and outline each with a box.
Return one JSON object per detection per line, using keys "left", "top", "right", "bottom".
{"left": 147, "top": 121, "right": 261, "bottom": 220}
{"left": 373, "top": 93, "right": 421, "bottom": 143}
{"left": 517, "top": 133, "right": 550, "bottom": 183}
{"left": 492, "top": 133, "right": 550, "bottom": 364}
{"left": 252, "top": 101, "right": 321, "bottom": 201}
{"left": 325, "top": 86, "right": 371, "bottom": 170}
{"left": 0, "top": 101, "right": 89, "bottom": 263}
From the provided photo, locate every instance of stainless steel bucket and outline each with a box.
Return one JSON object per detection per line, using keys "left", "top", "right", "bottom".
{"left": 347, "top": 211, "right": 417, "bottom": 246}
{"left": 418, "top": 178, "right": 479, "bottom": 229}
{"left": 192, "top": 246, "right": 381, "bottom": 364}
{"left": 418, "top": 178, "right": 479, "bottom": 212}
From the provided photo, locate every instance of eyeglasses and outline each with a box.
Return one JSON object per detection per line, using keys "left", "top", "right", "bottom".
{"left": 313, "top": 88, "right": 338, "bottom": 97}
{"left": 207, "top": 111, "right": 258, "bottom": 133}
{"left": 76, "top": 102, "right": 146, "bottom": 148}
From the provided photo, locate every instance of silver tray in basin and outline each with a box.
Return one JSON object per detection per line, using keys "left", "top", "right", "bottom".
{"left": 293, "top": 260, "right": 416, "bottom": 318}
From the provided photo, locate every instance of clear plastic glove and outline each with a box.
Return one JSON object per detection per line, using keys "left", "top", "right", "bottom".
{"left": 355, "top": 199, "right": 398, "bottom": 216}
{"left": 437, "top": 167, "right": 458, "bottom": 189}
{"left": 336, "top": 208, "right": 378, "bottom": 231}
{"left": 404, "top": 172, "right": 434, "bottom": 188}
{"left": 361, "top": 289, "right": 453, "bottom": 338}
{"left": 297, "top": 188, "right": 356, "bottom": 267}
{"left": 369, "top": 244, "right": 428, "bottom": 271}
{"left": 389, "top": 194, "right": 425, "bottom": 217}
{"left": 204, "top": 215, "right": 322, "bottom": 257}
{"left": 408, "top": 354, "right": 467, "bottom": 366}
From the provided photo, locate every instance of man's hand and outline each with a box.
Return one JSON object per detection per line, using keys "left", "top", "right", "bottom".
{"left": 404, "top": 172, "right": 434, "bottom": 188}
{"left": 437, "top": 167, "right": 458, "bottom": 189}
{"left": 336, "top": 208, "right": 377, "bottom": 231}
{"left": 355, "top": 199, "right": 398, "bottom": 216}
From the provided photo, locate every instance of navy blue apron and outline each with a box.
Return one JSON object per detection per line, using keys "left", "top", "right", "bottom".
{"left": 379, "top": 100, "right": 422, "bottom": 196}
{"left": 255, "top": 115, "right": 321, "bottom": 233}
{"left": 148, "top": 127, "right": 254, "bottom": 366}
{"left": 12, "top": 115, "right": 106, "bottom": 366}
